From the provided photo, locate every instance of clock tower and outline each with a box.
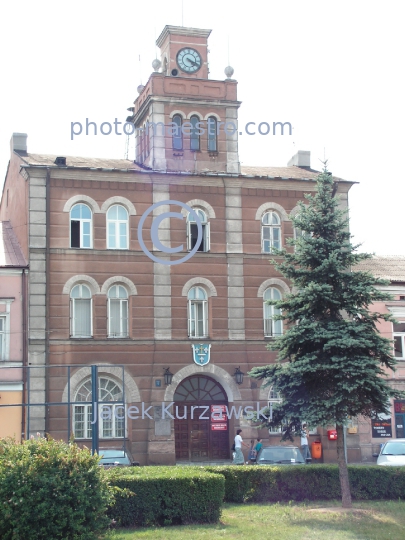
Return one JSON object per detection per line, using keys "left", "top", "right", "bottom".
{"left": 129, "top": 25, "right": 240, "bottom": 174}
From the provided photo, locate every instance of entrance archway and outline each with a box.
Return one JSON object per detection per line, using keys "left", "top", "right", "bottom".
{"left": 174, "top": 375, "right": 230, "bottom": 462}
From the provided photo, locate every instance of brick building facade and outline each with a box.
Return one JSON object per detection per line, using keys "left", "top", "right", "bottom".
{"left": 0, "top": 25, "right": 359, "bottom": 464}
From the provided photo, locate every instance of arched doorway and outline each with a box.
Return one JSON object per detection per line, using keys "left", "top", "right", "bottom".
{"left": 174, "top": 375, "right": 230, "bottom": 462}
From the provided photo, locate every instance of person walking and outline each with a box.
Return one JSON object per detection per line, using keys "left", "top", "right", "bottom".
{"left": 232, "top": 429, "right": 249, "bottom": 465}
{"left": 301, "top": 423, "right": 311, "bottom": 461}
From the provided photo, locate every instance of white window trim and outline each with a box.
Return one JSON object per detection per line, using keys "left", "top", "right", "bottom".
{"left": 106, "top": 206, "right": 129, "bottom": 250}
{"left": 263, "top": 289, "right": 283, "bottom": 337}
{"left": 108, "top": 298, "right": 129, "bottom": 338}
{"left": 70, "top": 205, "right": 93, "bottom": 249}
{"left": 0, "top": 300, "right": 13, "bottom": 361}
{"left": 73, "top": 403, "right": 127, "bottom": 439}
{"left": 186, "top": 220, "right": 210, "bottom": 252}
{"left": 394, "top": 332, "right": 405, "bottom": 359}
{"left": 188, "top": 298, "right": 208, "bottom": 338}
{"left": 261, "top": 213, "right": 281, "bottom": 254}
{"left": 70, "top": 289, "right": 93, "bottom": 338}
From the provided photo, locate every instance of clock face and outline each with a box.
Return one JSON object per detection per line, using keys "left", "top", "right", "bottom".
{"left": 176, "top": 48, "right": 202, "bottom": 73}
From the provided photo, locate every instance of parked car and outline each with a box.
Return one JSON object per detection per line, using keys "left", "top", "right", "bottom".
{"left": 256, "top": 445, "right": 309, "bottom": 465}
{"left": 373, "top": 439, "right": 405, "bottom": 466}
{"left": 98, "top": 449, "right": 139, "bottom": 468}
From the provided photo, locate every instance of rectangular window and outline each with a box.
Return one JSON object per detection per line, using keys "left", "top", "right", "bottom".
{"left": 71, "top": 220, "right": 80, "bottom": 248}
{"left": 187, "top": 222, "right": 210, "bottom": 252}
{"left": 262, "top": 225, "right": 281, "bottom": 253}
{"left": 71, "top": 299, "right": 92, "bottom": 337}
{"left": 73, "top": 404, "right": 125, "bottom": 439}
{"left": 109, "top": 299, "right": 128, "bottom": 338}
{"left": 394, "top": 323, "right": 405, "bottom": 358}
{"left": 188, "top": 301, "right": 207, "bottom": 338}
{"left": 71, "top": 220, "right": 91, "bottom": 248}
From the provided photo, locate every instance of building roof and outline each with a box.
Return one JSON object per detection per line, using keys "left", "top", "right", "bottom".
{"left": 17, "top": 153, "right": 351, "bottom": 183}
{"left": 355, "top": 256, "right": 405, "bottom": 282}
{"left": 0, "top": 221, "right": 27, "bottom": 268}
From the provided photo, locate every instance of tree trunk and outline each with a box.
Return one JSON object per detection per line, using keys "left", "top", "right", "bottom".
{"left": 336, "top": 423, "right": 352, "bottom": 508}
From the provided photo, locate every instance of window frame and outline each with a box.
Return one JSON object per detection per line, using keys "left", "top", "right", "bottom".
{"left": 70, "top": 203, "right": 93, "bottom": 249}
{"left": 261, "top": 211, "right": 281, "bottom": 253}
{"left": 73, "top": 377, "right": 126, "bottom": 439}
{"left": 172, "top": 114, "right": 183, "bottom": 150}
{"left": 207, "top": 116, "right": 217, "bottom": 152}
{"left": 190, "top": 115, "right": 200, "bottom": 151}
{"left": 106, "top": 205, "right": 129, "bottom": 250}
{"left": 393, "top": 322, "right": 405, "bottom": 359}
{"left": 0, "top": 316, "right": 5, "bottom": 360}
{"left": 70, "top": 284, "right": 93, "bottom": 338}
{"left": 186, "top": 209, "right": 210, "bottom": 252}
{"left": 263, "top": 287, "right": 283, "bottom": 337}
{"left": 187, "top": 286, "right": 208, "bottom": 338}
{"left": 107, "top": 285, "right": 129, "bottom": 338}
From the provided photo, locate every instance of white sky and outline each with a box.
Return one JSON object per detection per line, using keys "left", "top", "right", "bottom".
{"left": 1, "top": 0, "right": 404, "bottom": 254}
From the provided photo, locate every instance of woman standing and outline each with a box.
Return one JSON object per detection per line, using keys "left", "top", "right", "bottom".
{"left": 232, "top": 429, "right": 249, "bottom": 465}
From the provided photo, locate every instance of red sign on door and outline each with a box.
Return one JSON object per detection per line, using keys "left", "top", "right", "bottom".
{"left": 211, "top": 422, "right": 227, "bottom": 431}
{"left": 211, "top": 405, "right": 228, "bottom": 421}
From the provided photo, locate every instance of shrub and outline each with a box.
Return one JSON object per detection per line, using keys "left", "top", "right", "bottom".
{"left": 0, "top": 436, "right": 112, "bottom": 540}
{"left": 107, "top": 466, "right": 224, "bottom": 526}
{"left": 203, "top": 465, "right": 405, "bottom": 503}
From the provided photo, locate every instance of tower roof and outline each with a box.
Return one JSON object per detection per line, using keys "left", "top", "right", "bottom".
{"left": 156, "top": 25, "right": 211, "bottom": 47}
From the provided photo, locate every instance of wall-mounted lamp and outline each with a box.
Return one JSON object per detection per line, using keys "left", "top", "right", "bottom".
{"left": 234, "top": 366, "right": 244, "bottom": 385}
{"left": 163, "top": 368, "right": 174, "bottom": 386}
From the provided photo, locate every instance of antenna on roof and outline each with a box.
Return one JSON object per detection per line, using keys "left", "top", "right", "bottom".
{"left": 181, "top": 0, "right": 184, "bottom": 26}
{"left": 138, "top": 54, "right": 142, "bottom": 84}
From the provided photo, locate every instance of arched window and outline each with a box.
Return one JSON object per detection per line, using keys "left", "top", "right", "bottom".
{"left": 188, "top": 286, "right": 208, "bottom": 338}
{"left": 261, "top": 211, "right": 281, "bottom": 253}
{"left": 190, "top": 115, "right": 200, "bottom": 151}
{"left": 107, "top": 205, "right": 129, "bottom": 249}
{"left": 108, "top": 285, "right": 128, "bottom": 338}
{"left": 187, "top": 208, "right": 209, "bottom": 252}
{"left": 207, "top": 116, "right": 217, "bottom": 152}
{"left": 73, "top": 377, "right": 125, "bottom": 439}
{"left": 263, "top": 287, "right": 282, "bottom": 337}
{"left": 172, "top": 114, "right": 183, "bottom": 150}
{"left": 268, "top": 386, "right": 282, "bottom": 433}
{"left": 70, "top": 284, "right": 92, "bottom": 338}
{"left": 70, "top": 204, "right": 92, "bottom": 248}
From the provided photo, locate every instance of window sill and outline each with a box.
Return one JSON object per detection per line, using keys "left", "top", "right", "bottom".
{"left": 107, "top": 336, "right": 130, "bottom": 339}
{"left": 70, "top": 336, "right": 93, "bottom": 340}
{"left": 74, "top": 437, "right": 129, "bottom": 441}
{"left": 188, "top": 336, "right": 209, "bottom": 340}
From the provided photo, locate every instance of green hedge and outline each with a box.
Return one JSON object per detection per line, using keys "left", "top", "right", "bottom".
{"left": 0, "top": 437, "right": 112, "bottom": 540}
{"left": 107, "top": 466, "right": 224, "bottom": 527}
{"left": 200, "top": 465, "right": 405, "bottom": 503}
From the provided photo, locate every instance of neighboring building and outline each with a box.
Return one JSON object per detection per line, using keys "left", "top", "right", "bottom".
{"left": 347, "top": 256, "right": 405, "bottom": 461}
{"left": 0, "top": 25, "right": 356, "bottom": 464}
{"left": 0, "top": 221, "right": 27, "bottom": 441}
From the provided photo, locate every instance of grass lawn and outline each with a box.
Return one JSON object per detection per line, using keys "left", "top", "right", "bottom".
{"left": 106, "top": 500, "right": 405, "bottom": 540}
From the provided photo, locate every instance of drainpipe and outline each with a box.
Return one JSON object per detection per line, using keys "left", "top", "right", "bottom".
{"left": 45, "top": 168, "right": 50, "bottom": 435}
{"left": 21, "top": 268, "right": 27, "bottom": 440}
